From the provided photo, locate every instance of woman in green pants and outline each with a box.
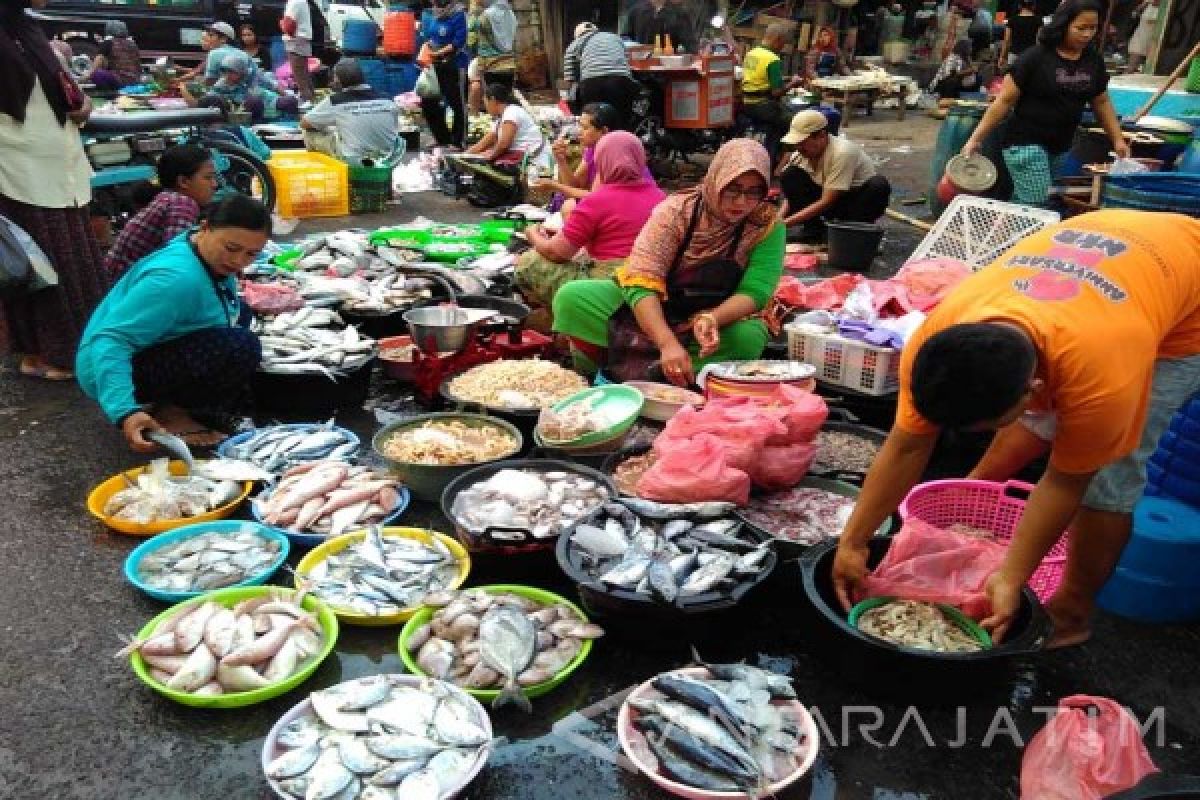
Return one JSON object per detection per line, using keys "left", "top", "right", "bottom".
{"left": 553, "top": 138, "right": 784, "bottom": 386}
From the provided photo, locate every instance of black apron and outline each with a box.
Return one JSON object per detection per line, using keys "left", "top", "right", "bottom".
{"left": 605, "top": 199, "right": 746, "bottom": 383}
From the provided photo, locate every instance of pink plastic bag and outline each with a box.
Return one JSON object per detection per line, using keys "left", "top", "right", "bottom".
{"left": 745, "top": 441, "right": 817, "bottom": 491}
{"left": 638, "top": 435, "right": 751, "bottom": 506}
{"left": 760, "top": 384, "right": 828, "bottom": 444}
{"left": 241, "top": 282, "right": 305, "bottom": 315}
{"left": 860, "top": 517, "right": 1008, "bottom": 619}
{"left": 660, "top": 398, "right": 787, "bottom": 443}
{"left": 1020, "top": 695, "right": 1158, "bottom": 800}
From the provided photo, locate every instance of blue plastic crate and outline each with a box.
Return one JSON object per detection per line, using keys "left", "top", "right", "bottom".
{"left": 1098, "top": 567, "right": 1200, "bottom": 623}
{"left": 1153, "top": 469, "right": 1200, "bottom": 507}
{"left": 381, "top": 60, "right": 419, "bottom": 97}
{"left": 359, "top": 58, "right": 388, "bottom": 94}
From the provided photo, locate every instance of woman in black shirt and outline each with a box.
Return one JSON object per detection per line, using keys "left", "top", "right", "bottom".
{"left": 963, "top": 0, "right": 1128, "bottom": 207}
{"left": 1005, "top": 0, "right": 1043, "bottom": 62}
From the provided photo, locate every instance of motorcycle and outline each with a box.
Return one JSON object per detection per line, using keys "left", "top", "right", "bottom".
{"left": 82, "top": 108, "right": 276, "bottom": 235}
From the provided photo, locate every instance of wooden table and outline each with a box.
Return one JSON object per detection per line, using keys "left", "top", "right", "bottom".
{"left": 811, "top": 80, "right": 910, "bottom": 128}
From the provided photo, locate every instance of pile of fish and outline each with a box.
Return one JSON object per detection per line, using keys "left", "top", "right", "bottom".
{"left": 811, "top": 430, "right": 880, "bottom": 474}
{"left": 264, "top": 675, "right": 490, "bottom": 800}
{"left": 253, "top": 307, "right": 376, "bottom": 377}
{"left": 119, "top": 591, "right": 326, "bottom": 695}
{"left": 404, "top": 588, "right": 604, "bottom": 711}
{"left": 448, "top": 468, "right": 612, "bottom": 541}
{"left": 256, "top": 461, "right": 404, "bottom": 539}
{"left": 856, "top": 599, "right": 987, "bottom": 653}
{"left": 102, "top": 458, "right": 243, "bottom": 524}
{"left": 627, "top": 655, "right": 808, "bottom": 794}
{"left": 289, "top": 231, "right": 422, "bottom": 279}
{"left": 565, "top": 499, "right": 774, "bottom": 605}
{"left": 739, "top": 487, "right": 857, "bottom": 546}
{"left": 136, "top": 524, "right": 283, "bottom": 593}
{"left": 223, "top": 423, "right": 359, "bottom": 474}
{"left": 301, "top": 526, "right": 462, "bottom": 617}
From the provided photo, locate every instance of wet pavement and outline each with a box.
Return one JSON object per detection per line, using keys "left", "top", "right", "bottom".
{"left": 2, "top": 114, "right": 1199, "bottom": 799}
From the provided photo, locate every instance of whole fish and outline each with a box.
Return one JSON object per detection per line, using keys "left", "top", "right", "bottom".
{"left": 645, "top": 736, "right": 742, "bottom": 793}
{"left": 691, "top": 647, "right": 797, "bottom": 699}
{"left": 638, "top": 714, "right": 758, "bottom": 785}
{"left": 479, "top": 607, "right": 537, "bottom": 713}
{"left": 618, "top": 498, "right": 737, "bottom": 520}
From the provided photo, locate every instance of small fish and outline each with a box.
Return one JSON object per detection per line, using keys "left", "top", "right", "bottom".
{"left": 618, "top": 498, "right": 737, "bottom": 520}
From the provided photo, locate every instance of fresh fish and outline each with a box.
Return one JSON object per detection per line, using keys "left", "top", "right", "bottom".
{"left": 638, "top": 714, "right": 757, "bottom": 784}
{"left": 193, "top": 458, "right": 275, "bottom": 484}
{"left": 478, "top": 607, "right": 537, "bottom": 713}
{"left": 449, "top": 468, "right": 611, "bottom": 541}
{"left": 258, "top": 461, "right": 402, "bottom": 541}
{"left": 646, "top": 558, "right": 678, "bottom": 603}
{"left": 396, "top": 768, "right": 440, "bottom": 800}
{"left": 652, "top": 674, "right": 755, "bottom": 733}
{"left": 266, "top": 742, "right": 321, "bottom": 780}
{"left": 691, "top": 647, "right": 797, "bottom": 699}
{"left": 136, "top": 524, "right": 281, "bottom": 593}
{"left": 628, "top": 696, "right": 758, "bottom": 770}
{"left": 102, "top": 458, "right": 241, "bottom": 524}
{"left": 618, "top": 497, "right": 737, "bottom": 520}
{"left": 645, "top": 736, "right": 742, "bottom": 793}
{"left": 569, "top": 523, "right": 629, "bottom": 557}
{"left": 145, "top": 430, "right": 196, "bottom": 472}
{"left": 305, "top": 747, "right": 354, "bottom": 800}
{"left": 678, "top": 553, "right": 737, "bottom": 597}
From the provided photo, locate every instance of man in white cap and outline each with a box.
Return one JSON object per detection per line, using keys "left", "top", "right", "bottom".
{"left": 777, "top": 109, "right": 891, "bottom": 240}
{"left": 178, "top": 22, "right": 240, "bottom": 86}
{"left": 563, "top": 21, "right": 637, "bottom": 128}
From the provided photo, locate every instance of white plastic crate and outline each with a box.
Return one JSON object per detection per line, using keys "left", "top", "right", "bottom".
{"left": 786, "top": 325, "right": 900, "bottom": 395}
{"left": 907, "top": 195, "right": 1060, "bottom": 270}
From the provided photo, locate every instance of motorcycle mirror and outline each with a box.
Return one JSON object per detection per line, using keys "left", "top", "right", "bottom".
{"left": 711, "top": 14, "right": 725, "bottom": 28}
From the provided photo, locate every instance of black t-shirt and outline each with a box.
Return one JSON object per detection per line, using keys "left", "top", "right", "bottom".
{"left": 1008, "top": 14, "right": 1041, "bottom": 56}
{"left": 1004, "top": 45, "right": 1109, "bottom": 154}
{"left": 98, "top": 39, "right": 114, "bottom": 59}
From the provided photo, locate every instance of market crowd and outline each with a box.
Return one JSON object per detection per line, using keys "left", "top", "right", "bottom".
{"left": 1, "top": 0, "right": 1199, "bottom": 658}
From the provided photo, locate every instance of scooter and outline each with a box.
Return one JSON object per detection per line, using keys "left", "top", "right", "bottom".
{"left": 82, "top": 107, "right": 276, "bottom": 234}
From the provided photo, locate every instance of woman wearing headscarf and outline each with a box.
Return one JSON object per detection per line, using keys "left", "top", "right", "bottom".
{"left": 0, "top": 0, "right": 108, "bottom": 381}
{"left": 553, "top": 139, "right": 785, "bottom": 386}
{"left": 85, "top": 21, "right": 142, "bottom": 90}
{"left": 517, "top": 132, "right": 665, "bottom": 323}
{"left": 803, "top": 26, "right": 849, "bottom": 84}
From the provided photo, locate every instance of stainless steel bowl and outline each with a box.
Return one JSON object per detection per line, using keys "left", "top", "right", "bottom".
{"left": 403, "top": 307, "right": 479, "bottom": 355}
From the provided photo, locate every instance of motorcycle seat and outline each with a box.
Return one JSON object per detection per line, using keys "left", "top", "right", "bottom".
{"left": 83, "top": 109, "right": 223, "bottom": 135}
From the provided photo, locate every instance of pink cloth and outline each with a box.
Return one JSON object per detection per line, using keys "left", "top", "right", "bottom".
{"left": 562, "top": 182, "right": 666, "bottom": 261}
{"left": 772, "top": 257, "right": 971, "bottom": 317}
{"left": 583, "top": 145, "right": 655, "bottom": 187}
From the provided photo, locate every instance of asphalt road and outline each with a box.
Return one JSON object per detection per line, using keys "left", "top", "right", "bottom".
{"left": 1, "top": 114, "right": 1197, "bottom": 799}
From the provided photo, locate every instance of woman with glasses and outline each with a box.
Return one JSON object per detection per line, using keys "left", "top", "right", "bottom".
{"left": 76, "top": 195, "right": 269, "bottom": 452}
{"left": 552, "top": 139, "right": 785, "bottom": 386}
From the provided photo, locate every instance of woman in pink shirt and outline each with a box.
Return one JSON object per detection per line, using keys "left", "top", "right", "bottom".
{"left": 516, "top": 132, "right": 665, "bottom": 326}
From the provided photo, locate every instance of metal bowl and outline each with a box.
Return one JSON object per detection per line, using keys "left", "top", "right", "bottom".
{"left": 403, "top": 306, "right": 480, "bottom": 355}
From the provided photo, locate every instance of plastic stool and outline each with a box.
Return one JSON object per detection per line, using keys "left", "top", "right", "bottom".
{"left": 1097, "top": 496, "right": 1200, "bottom": 623}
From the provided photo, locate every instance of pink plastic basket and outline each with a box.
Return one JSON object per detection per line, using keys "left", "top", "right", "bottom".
{"left": 898, "top": 479, "right": 1067, "bottom": 601}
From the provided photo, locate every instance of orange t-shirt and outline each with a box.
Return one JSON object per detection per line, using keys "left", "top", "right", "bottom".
{"left": 896, "top": 210, "right": 1200, "bottom": 474}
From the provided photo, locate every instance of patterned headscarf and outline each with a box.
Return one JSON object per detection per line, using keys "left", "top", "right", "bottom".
{"left": 594, "top": 131, "right": 648, "bottom": 186}
{"left": 617, "top": 138, "right": 776, "bottom": 297}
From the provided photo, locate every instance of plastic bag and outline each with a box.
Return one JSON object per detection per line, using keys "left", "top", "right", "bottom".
{"left": 1110, "top": 157, "right": 1149, "bottom": 175}
{"left": 760, "top": 384, "right": 828, "bottom": 444}
{"left": 638, "top": 433, "right": 751, "bottom": 506}
{"left": 842, "top": 282, "right": 878, "bottom": 323}
{"left": 416, "top": 65, "right": 441, "bottom": 100}
{"left": 241, "top": 282, "right": 305, "bottom": 315}
{"left": 745, "top": 441, "right": 818, "bottom": 491}
{"left": 0, "top": 214, "right": 57, "bottom": 293}
{"left": 1020, "top": 695, "right": 1158, "bottom": 800}
{"left": 860, "top": 517, "right": 1008, "bottom": 619}
{"left": 659, "top": 398, "right": 788, "bottom": 444}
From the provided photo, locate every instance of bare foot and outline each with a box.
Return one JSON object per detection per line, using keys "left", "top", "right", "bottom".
{"left": 152, "top": 406, "right": 225, "bottom": 448}
{"left": 1044, "top": 597, "right": 1093, "bottom": 650}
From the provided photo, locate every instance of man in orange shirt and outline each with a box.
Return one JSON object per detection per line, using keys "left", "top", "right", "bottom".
{"left": 833, "top": 210, "right": 1200, "bottom": 647}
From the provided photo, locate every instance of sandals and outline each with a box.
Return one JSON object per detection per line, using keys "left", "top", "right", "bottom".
{"left": 18, "top": 360, "right": 74, "bottom": 382}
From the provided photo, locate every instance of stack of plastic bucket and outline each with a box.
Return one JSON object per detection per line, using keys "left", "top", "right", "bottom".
{"left": 1097, "top": 495, "right": 1200, "bottom": 623}
{"left": 1145, "top": 395, "right": 1200, "bottom": 504}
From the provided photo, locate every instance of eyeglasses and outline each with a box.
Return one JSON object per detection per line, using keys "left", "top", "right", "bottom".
{"left": 720, "top": 185, "right": 767, "bottom": 203}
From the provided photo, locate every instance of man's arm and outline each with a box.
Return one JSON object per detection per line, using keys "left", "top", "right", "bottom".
{"left": 783, "top": 186, "right": 843, "bottom": 225}
{"left": 969, "top": 422, "right": 1051, "bottom": 481}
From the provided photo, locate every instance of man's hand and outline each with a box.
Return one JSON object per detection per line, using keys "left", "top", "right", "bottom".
{"left": 832, "top": 540, "right": 870, "bottom": 611}
{"left": 122, "top": 411, "right": 163, "bottom": 454}
{"left": 961, "top": 137, "right": 981, "bottom": 158}
{"left": 1112, "top": 139, "right": 1132, "bottom": 160}
{"left": 981, "top": 570, "right": 1024, "bottom": 643}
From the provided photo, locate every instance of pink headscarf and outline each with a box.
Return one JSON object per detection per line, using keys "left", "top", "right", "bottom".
{"left": 593, "top": 131, "right": 649, "bottom": 186}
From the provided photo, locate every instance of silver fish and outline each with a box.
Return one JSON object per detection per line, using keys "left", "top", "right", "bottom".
{"left": 618, "top": 497, "right": 738, "bottom": 520}
{"left": 478, "top": 607, "right": 537, "bottom": 713}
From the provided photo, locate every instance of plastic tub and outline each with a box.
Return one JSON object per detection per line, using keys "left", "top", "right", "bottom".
{"left": 127, "top": 586, "right": 339, "bottom": 708}
{"left": 825, "top": 221, "right": 884, "bottom": 272}
{"left": 538, "top": 385, "right": 644, "bottom": 448}
{"left": 87, "top": 461, "right": 253, "bottom": 537}
{"left": 848, "top": 596, "right": 993, "bottom": 649}
{"left": 295, "top": 527, "right": 470, "bottom": 625}
{"left": 123, "top": 520, "right": 290, "bottom": 603}
{"left": 736, "top": 477, "right": 893, "bottom": 560}
{"left": 261, "top": 675, "right": 490, "bottom": 800}
{"left": 251, "top": 357, "right": 376, "bottom": 416}
{"left": 397, "top": 584, "right": 594, "bottom": 703}
{"left": 251, "top": 482, "right": 410, "bottom": 549}
{"left": 622, "top": 380, "right": 703, "bottom": 422}
{"left": 618, "top": 666, "right": 819, "bottom": 800}
{"left": 373, "top": 412, "right": 523, "bottom": 502}
{"left": 899, "top": 479, "right": 1067, "bottom": 601}
{"left": 216, "top": 423, "right": 360, "bottom": 463}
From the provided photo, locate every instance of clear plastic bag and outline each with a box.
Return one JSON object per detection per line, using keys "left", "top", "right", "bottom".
{"left": 860, "top": 517, "right": 1008, "bottom": 619}
{"left": 638, "top": 433, "right": 751, "bottom": 505}
{"left": 1020, "top": 695, "right": 1158, "bottom": 800}
{"left": 1110, "top": 157, "right": 1149, "bottom": 175}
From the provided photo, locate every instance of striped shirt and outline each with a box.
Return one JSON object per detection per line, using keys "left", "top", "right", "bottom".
{"left": 564, "top": 31, "right": 630, "bottom": 82}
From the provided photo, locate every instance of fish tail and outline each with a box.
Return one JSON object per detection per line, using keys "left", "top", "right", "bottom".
{"left": 491, "top": 677, "right": 532, "bottom": 714}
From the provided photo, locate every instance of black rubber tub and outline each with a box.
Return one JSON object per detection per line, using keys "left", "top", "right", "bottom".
{"left": 440, "top": 458, "right": 616, "bottom": 555}
{"left": 556, "top": 511, "right": 778, "bottom": 634}
{"left": 800, "top": 537, "right": 1051, "bottom": 701}
{"left": 252, "top": 357, "right": 375, "bottom": 416}
{"left": 1106, "top": 775, "right": 1200, "bottom": 799}
{"left": 809, "top": 413, "right": 889, "bottom": 486}
{"left": 600, "top": 443, "right": 654, "bottom": 496}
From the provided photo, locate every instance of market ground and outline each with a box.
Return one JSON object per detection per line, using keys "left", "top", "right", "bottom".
{"left": 1, "top": 114, "right": 1197, "bottom": 799}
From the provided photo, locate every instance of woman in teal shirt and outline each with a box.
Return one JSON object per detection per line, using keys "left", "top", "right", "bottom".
{"left": 77, "top": 195, "right": 270, "bottom": 452}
